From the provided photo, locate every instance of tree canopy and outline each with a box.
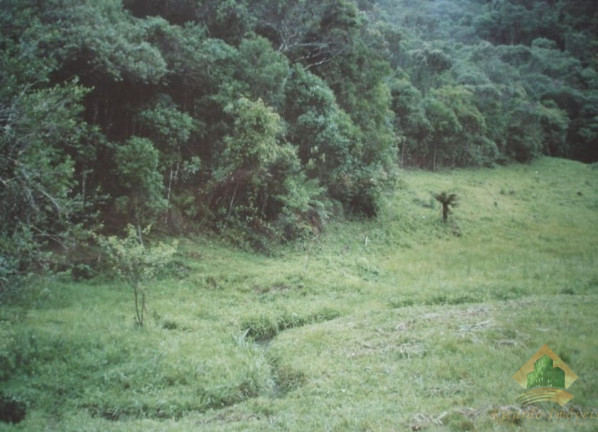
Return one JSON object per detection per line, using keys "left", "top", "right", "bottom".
{"left": 1, "top": 0, "right": 596, "bottom": 277}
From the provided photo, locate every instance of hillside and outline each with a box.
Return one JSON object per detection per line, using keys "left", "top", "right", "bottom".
{"left": 2, "top": 0, "right": 598, "bottom": 282}
{"left": 1, "top": 158, "right": 597, "bottom": 431}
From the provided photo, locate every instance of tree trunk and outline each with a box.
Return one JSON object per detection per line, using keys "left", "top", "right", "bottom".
{"left": 133, "top": 283, "right": 142, "bottom": 327}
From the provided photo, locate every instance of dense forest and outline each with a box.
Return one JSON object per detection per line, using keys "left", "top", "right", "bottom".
{"left": 1, "top": 0, "right": 597, "bottom": 283}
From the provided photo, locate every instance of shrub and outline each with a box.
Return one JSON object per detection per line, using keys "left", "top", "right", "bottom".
{"left": 114, "top": 137, "right": 167, "bottom": 229}
{"left": 210, "top": 97, "right": 326, "bottom": 245}
{"left": 96, "top": 225, "right": 177, "bottom": 327}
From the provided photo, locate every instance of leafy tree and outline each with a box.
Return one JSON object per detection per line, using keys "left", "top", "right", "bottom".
{"left": 285, "top": 57, "right": 395, "bottom": 215}
{"left": 407, "top": 43, "right": 454, "bottom": 95}
{"left": 0, "top": 83, "right": 91, "bottom": 277}
{"left": 39, "top": 0, "right": 168, "bottom": 149}
{"left": 97, "top": 225, "right": 177, "bottom": 327}
{"left": 536, "top": 101, "right": 569, "bottom": 157}
{"left": 122, "top": 0, "right": 197, "bottom": 26}
{"left": 126, "top": 0, "right": 253, "bottom": 44}
{"left": 304, "top": 12, "right": 397, "bottom": 214}
{"left": 211, "top": 97, "right": 323, "bottom": 243}
{"left": 234, "top": 37, "right": 290, "bottom": 108}
{"left": 0, "top": 1, "right": 59, "bottom": 97}
{"left": 390, "top": 77, "right": 431, "bottom": 167}
{"left": 568, "top": 90, "right": 598, "bottom": 162}
{"left": 135, "top": 95, "right": 198, "bottom": 227}
{"left": 251, "top": 0, "right": 360, "bottom": 68}
{"left": 422, "top": 94, "right": 461, "bottom": 170}
{"left": 367, "top": 20, "right": 404, "bottom": 69}
{"left": 136, "top": 96, "right": 196, "bottom": 153}
{"left": 283, "top": 66, "right": 357, "bottom": 188}
{"left": 141, "top": 19, "right": 211, "bottom": 108}
{"left": 113, "top": 137, "right": 167, "bottom": 234}
{"left": 430, "top": 85, "right": 496, "bottom": 167}
{"left": 49, "top": 0, "right": 168, "bottom": 85}
{"left": 504, "top": 100, "right": 544, "bottom": 162}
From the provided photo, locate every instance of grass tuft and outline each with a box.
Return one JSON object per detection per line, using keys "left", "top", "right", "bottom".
{"left": 242, "top": 308, "right": 342, "bottom": 342}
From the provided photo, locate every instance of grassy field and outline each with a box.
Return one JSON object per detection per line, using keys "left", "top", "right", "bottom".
{"left": 1, "top": 157, "right": 597, "bottom": 431}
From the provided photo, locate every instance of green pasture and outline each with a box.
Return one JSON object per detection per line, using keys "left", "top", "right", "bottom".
{"left": 1, "top": 158, "right": 597, "bottom": 431}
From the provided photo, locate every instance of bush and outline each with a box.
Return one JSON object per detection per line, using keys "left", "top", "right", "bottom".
{"left": 329, "top": 164, "right": 389, "bottom": 217}
{"left": 96, "top": 225, "right": 177, "bottom": 327}
{"left": 0, "top": 392, "right": 26, "bottom": 424}
{"left": 114, "top": 137, "right": 167, "bottom": 228}
{"left": 209, "top": 97, "right": 326, "bottom": 246}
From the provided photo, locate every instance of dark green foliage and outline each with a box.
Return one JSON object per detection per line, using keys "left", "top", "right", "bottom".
{"left": 235, "top": 37, "right": 290, "bottom": 107}
{"left": 251, "top": 0, "right": 361, "bottom": 67}
{"left": 0, "top": 392, "right": 26, "bottom": 424}
{"left": 241, "top": 308, "right": 341, "bottom": 341}
{"left": 433, "top": 192, "right": 459, "bottom": 222}
{"left": 114, "top": 137, "right": 167, "bottom": 227}
{"left": 0, "top": 81, "right": 94, "bottom": 280}
{"left": 209, "top": 97, "right": 326, "bottom": 245}
{"left": 381, "top": 0, "right": 598, "bottom": 166}
{"left": 390, "top": 78, "right": 430, "bottom": 167}
{"left": 1, "top": 0, "right": 597, "bottom": 278}
{"left": 49, "top": 0, "right": 168, "bottom": 85}
{"left": 408, "top": 44, "right": 454, "bottom": 95}
{"left": 136, "top": 96, "right": 196, "bottom": 152}
{"left": 283, "top": 66, "right": 359, "bottom": 197}
{"left": 285, "top": 62, "right": 395, "bottom": 216}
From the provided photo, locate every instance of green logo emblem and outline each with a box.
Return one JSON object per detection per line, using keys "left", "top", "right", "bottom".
{"left": 512, "top": 345, "right": 578, "bottom": 406}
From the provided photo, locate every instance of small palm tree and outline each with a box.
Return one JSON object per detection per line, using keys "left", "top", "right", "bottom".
{"left": 433, "top": 191, "right": 459, "bottom": 222}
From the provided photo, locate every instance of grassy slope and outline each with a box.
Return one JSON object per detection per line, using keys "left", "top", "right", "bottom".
{"left": 1, "top": 157, "right": 597, "bottom": 431}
